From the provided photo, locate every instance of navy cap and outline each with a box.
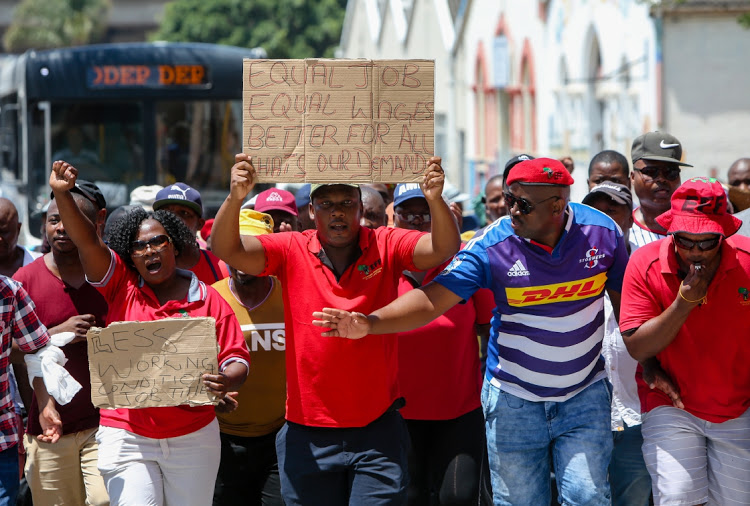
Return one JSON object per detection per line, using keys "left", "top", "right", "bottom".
{"left": 295, "top": 184, "right": 311, "bottom": 208}
{"left": 393, "top": 183, "right": 425, "bottom": 207}
{"left": 153, "top": 183, "right": 203, "bottom": 216}
{"left": 51, "top": 179, "right": 106, "bottom": 209}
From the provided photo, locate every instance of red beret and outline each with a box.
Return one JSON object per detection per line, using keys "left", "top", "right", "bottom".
{"left": 506, "top": 158, "right": 574, "bottom": 186}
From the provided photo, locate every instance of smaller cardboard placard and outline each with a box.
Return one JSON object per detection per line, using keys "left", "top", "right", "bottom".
{"left": 87, "top": 317, "right": 219, "bottom": 409}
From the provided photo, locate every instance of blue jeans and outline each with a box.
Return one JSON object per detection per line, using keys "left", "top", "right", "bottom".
{"left": 0, "top": 446, "right": 19, "bottom": 506}
{"left": 610, "top": 423, "right": 651, "bottom": 506}
{"left": 481, "top": 378, "right": 612, "bottom": 506}
{"left": 276, "top": 409, "right": 410, "bottom": 506}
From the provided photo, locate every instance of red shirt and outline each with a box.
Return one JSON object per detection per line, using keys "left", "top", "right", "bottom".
{"left": 90, "top": 250, "right": 250, "bottom": 438}
{"left": 257, "top": 227, "right": 423, "bottom": 427}
{"left": 191, "top": 249, "right": 229, "bottom": 284}
{"left": 13, "top": 257, "right": 107, "bottom": 436}
{"left": 397, "top": 261, "right": 494, "bottom": 420}
{"left": 620, "top": 235, "right": 750, "bottom": 423}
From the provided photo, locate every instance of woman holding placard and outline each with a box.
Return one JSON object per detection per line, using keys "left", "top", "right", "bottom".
{"left": 48, "top": 160, "right": 251, "bottom": 506}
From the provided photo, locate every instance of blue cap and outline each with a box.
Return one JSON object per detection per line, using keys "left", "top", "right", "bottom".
{"left": 153, "top": 183, "right": 203, "bottom": 216}
{"left": 393, "top": 183, "right": 425, "bottom": 207}
{"left": 295, "top": 184, "right": 311, "bottom": 208}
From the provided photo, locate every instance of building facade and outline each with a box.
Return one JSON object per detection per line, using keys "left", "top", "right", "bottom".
{"left": 340, "top": 0, "right": 750, "bottom": 202}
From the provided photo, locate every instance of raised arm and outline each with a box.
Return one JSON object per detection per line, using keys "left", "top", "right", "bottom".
{"left": 313, "top": 281, "right": 463, "bottom": 338}
{"left": 412, "top": 157, "right": 461, "bottom": 270}
{"left": 211, "top": 153, "right": 267, "bottom": 276}
{"left": 49, "top": 161, "right": 111, "bottom": 282}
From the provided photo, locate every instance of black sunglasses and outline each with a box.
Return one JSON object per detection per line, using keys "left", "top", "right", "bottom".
{"left": 395, "top": 211, "right": 431, "bottom": 223}
{"left": 673, "top": 234, "right": 721, "bottom": 251}
{"left": 131, "top": 234, "right": 172, "bottom": 257}
{"left": 503, "top": 192, "right": 560, "bottom": 215}
{"left": 635, "top": 166, "right": 681, "bottom": 181}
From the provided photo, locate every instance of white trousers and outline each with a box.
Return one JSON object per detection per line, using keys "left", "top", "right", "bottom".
{"left": 95, "top": 418, "right": 220, "bottom": 506}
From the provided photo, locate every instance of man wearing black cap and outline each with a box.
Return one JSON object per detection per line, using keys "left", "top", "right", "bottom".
{"left": 583, "top": 182, "right": 634, "bottom": 251}
{"left": 212, "top": 153, "right": 460, "bottom": 505}
{"left": 316, "top": 158, "right": 630, "bottom": 505}
{"left": 14, "top": 179, "right": 109, "bottom": 506}
{"left": 630, "top": 131, "right": 691, "bottom": 252}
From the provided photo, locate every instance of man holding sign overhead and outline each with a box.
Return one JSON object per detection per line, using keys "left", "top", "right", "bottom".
{"left": 211, "top": 151, "right": 460, "bottom": 504}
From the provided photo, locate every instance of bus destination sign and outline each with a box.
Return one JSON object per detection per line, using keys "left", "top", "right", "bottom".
{"left": 87, "top": 65, "right": 210, "bottom": 89}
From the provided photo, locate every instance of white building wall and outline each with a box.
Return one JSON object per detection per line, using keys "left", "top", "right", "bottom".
{"left": 337, "top": 0, "right": 461, "bottom": 185}
{"left": 661, "top": 14, "right": 750, "bottom": 180}
{"left": 340, "top": 0, "right": 661, "bottom": 201}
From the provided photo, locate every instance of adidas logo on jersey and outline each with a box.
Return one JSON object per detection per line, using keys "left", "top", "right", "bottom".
{"left": 266, "top": 192, "right": 283, "bottom": 202}
{"left": 507, "top": 260, "right": 530, "bottom": 277}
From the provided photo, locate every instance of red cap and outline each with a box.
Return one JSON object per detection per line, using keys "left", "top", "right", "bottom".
{"left": 506, "top": 158, "right": 574, "bottom": 186}
{"left": 254, "top": 189, "right": 298, "bottom": 216}
{"left": 656, "top": 177, "right": 741, "bottom": 237}
{"left": 200, "top": 218, "right": 214, "bottom": 241}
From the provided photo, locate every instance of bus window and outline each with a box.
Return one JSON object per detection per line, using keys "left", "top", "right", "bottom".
{"left": 155, "top": 100, "right": 241, "bottom": 212}
{"left": 0, "top": 97, "right": 18, "bottom": 178}
{"left": 29, "top": 102, "right": 144, "bottom": 236}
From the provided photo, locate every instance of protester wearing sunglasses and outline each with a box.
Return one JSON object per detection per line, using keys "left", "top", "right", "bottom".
{"left": 629, "top": 131, "right": 692, "bottom": 253}
{"left": 621, "top": 177, "right": 750, "bottom": 506}
{"left": 314, "top": 158, "right": 630, "bottom": 505}
{"left": 48, "top": 160, "right": 251, "bottom": 506}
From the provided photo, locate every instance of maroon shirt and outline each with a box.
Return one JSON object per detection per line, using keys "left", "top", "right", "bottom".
{"left": 13, "top": 256, "right": 107, "bottom": 436}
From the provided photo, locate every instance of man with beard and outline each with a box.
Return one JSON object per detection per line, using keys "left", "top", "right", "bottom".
{"left": 212, "top": 209, "right": 285, "bottom": 506}
{"left": 629, "top": 132, "right": 690, "bottom": 252}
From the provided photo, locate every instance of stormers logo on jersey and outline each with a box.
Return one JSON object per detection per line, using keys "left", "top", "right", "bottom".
{"left": 439, "top": 257, "right": 463, "bottom": 277}
{"left": 579, "top": 247, "right": 606, "bottom": 269}
{"left": 505, "top": 272, "right": 607, "bottom": 307}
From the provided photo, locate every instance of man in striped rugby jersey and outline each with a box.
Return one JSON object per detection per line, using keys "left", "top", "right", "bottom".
{"left": 315, "top": 158, "right": 629, "bottom": 505}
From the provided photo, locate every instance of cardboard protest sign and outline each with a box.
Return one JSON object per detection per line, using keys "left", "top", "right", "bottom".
{"left": 87, "top": 317, "right": 219, "bottom": 409}
{"left": 243, "top": 59, "right": 434, "bottom": 183}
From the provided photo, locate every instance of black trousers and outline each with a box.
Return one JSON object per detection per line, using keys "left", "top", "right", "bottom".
{"left": 405, "top": 407, "right": 485, "bottom": 506}
{"left": 213, "top": 429, "right": 283, "bottom": 506}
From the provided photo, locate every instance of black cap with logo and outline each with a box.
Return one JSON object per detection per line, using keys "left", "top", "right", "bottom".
{"left": 50, "top": 179, "right": 107, "bottom": 209}
{"left": 631, "top": 132, "right": 692, "bottom": 167}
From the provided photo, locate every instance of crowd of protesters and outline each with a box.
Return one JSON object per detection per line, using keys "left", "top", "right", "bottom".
{"left": 0, "top": 130, "right": 746, "bottom": 506}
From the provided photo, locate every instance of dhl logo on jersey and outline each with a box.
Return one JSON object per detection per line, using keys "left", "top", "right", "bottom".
{"left": 505, "top": 272, "right": 607, "bottom": 307}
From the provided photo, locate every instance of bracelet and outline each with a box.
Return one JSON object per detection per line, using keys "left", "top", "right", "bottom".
{"left": 679, "top": 282, "right": 706, "bottom": 305}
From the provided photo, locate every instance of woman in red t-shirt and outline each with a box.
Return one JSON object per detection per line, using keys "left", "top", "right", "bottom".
{"left": 49, "top": 161, "right": 250, "bottom": 506}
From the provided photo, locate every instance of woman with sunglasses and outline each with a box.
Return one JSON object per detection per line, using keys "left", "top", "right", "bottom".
{"left": 49, "top": 160, "right": 250, "bottom": 506}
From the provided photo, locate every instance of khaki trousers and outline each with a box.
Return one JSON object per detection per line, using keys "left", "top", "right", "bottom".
{"left": 24, "top": 427, "right": 109, "bottom": 506}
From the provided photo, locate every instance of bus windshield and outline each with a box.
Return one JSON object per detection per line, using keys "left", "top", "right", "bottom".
{"left": 28, "top": 98, "right": 242, "bottom": 236}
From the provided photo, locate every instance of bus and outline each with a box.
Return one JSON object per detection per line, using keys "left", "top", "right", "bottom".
{"left": 0, "top": 42, "right": 264, "bottom": 245}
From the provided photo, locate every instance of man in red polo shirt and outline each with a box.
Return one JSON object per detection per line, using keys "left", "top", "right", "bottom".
{"left": 621, "top": 177, "right": 750, "bottom": 505}
{"left": 212, "top": 153, "right": 460, "bottom": 505}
